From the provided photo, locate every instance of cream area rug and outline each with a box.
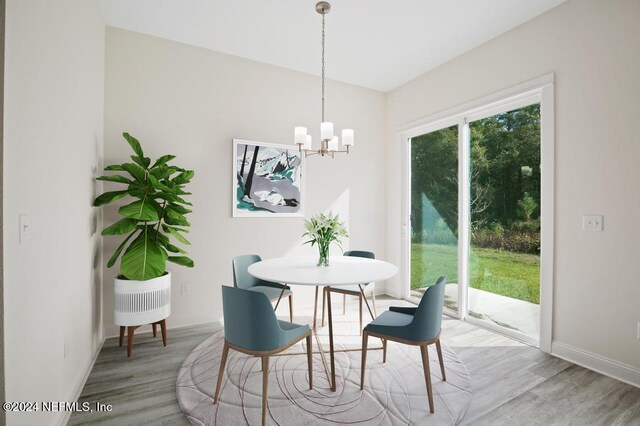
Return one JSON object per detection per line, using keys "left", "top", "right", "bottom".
{"left": 176, "top": 312, "right": 472, "bottom": 425}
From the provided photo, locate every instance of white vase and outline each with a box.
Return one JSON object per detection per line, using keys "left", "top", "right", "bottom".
{"left": 114, "top": 273, "right": 171, "bottom": 326}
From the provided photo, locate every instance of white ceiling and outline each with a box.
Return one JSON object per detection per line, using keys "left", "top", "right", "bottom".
{"left": 99, "top": 0, "right": 566, "bottom": 92}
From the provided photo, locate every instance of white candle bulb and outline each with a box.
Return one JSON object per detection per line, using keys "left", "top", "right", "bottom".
{"left": 328, "top": 136, "right": 339, "bottom": 151}
{"left": 294, "top": 127, "right": 307, "bottom": 146}
{"left": 321, "top": 122, "right": 334, "bottom": 141}
{"left": 342, "top": 129, "right": 354, "bottom": 146}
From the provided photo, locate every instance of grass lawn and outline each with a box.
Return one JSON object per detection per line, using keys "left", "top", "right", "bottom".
{"left": 411, "top": 243, "right": 540, "bottom": 304}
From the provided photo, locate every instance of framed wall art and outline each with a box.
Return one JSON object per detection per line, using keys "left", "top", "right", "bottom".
{"left": 232, "top": 139, "right": 304, "bottom": 217}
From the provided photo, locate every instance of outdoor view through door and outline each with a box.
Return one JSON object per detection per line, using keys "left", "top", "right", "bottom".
{"left": 410, "top": 104, "right": 541, "bottom": 341}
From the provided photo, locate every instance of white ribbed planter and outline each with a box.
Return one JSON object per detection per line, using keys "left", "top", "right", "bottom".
{"left": 114, "top": 273, "right": 171, "bottom": 326}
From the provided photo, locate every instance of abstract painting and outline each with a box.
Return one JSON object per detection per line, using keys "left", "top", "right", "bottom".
{"left": 233, "top": 139, "right": 303, "bottom": 217}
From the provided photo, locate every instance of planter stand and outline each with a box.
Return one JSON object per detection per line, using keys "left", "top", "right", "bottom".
{"left": 114, "top": 273, "right": 172, "bottom": 358}
{"left": 119, "top": 319, "right": 167, "bottom": 358}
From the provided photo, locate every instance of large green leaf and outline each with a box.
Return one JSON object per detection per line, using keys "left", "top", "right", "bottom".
{"left": 104, "top": 164, "right": 126, "bottom": 171}
{"left": 167, "top": 203, "right": 192, "bottom": 215}
{"left": 151, "top": 155, "right": 176, "bottom": 169}
{"left": 147, "top": 175, "right": 173, "bottom": 193}
{"left": 163, "top": 225, "right": 191, "bottom": 245}
{"left": 93, "top": 190, "right": 128, "bottom": 206}
{"left": 131, "top": 155, "right": 151, "bottom": 169}
{"left": 97, "top": 175, "right": 133, "bottom": 184}
{"left": 168, "top": 256, "right": 194, "bottom": 267}
{"left": 119, "top": 197, "right": 160, "bottom": 221}
{"left": 161, "top": 241, "right": 186, "bottom": 254}
{"left": 164, "top": 207, "right": 190, "bottom": 226}
{"left": 150, "top": 165, "right": 174, "bottom": 180}
{"left": 106, "top": 230, "right": 137, "bottom": 268}
{"left": 121, "top": 163, "right": 146, "bottom": 183}
{"left": 101, "top": 218, "right": 139, "bottom": 235}
{"left": 123, "top": 133, "right": 144, "bottom": 159}
{"left": 120, "top": 228, "right": 166, "bottom": 280}
{"left": 173, "top": 170, "right": 194, "bottom": 185}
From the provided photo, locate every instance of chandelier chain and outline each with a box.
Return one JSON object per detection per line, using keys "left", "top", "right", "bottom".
{"left": 321, "top": 12, "right": 325, "bottom": 123}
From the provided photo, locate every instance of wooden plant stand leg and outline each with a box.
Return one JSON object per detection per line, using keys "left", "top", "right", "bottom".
{"left": 160, "top": 319, "right": 168, "bottom": 346}
{"left": 152, "top": 323, "right": 157, "bottom": 337}
{"left": 119, "top": 326, "right": 125, "bottom": 347}
{"left": 127, "top": 326, "right": 139, "bottom": 358}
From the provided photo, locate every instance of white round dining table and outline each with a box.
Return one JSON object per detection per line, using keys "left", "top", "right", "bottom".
{"left": 248, "top": 255, "right": 399, "bottom": 391}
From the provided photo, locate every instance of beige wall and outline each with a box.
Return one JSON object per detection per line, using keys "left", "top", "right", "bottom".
{"left": 386, "top": 0, "right": 640, "bottom": 372}
{"left": 103, "top": 28, "right": 387, "bottom": 337}
{"left": 3, "top": 0, "right": 104, "bottom": 424}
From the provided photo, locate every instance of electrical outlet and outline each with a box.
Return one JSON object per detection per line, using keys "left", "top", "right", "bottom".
{"left": 181, "top": 283, "right": 190, "bottom": 295}
{"left": 582, "top": 215, "right": 603, "bottom": 231}
{"left": 637, "top": 321, "right": 640, "bottom": 340}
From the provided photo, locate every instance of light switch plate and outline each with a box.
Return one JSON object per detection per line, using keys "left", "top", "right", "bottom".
{"left": 583, "top": 215, "right": 603, "bottom": 231}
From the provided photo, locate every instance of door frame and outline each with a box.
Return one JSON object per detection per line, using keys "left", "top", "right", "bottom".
{"left": 398, "top": 74, "right": 554, "bottom": 352}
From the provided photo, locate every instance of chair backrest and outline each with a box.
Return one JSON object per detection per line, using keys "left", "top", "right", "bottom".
{"left": 409, "top": 276, "right": 446, "bottom": 341}
{"left": 221, "top": 285, "right": 283, "bottom": 351}
{"left": 344, "top": 250, "right": 375, "bottom": 259}
{"left": 232, "top": 254, "right": 263, "bottom": 289}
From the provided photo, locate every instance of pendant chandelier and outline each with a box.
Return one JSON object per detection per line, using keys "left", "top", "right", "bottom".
{"left": 294, "top": 1, "right": 354, "bottom": 158}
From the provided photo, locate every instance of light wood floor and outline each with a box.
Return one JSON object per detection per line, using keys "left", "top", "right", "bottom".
{"left": 70, "top": 297, "right": 640, "bottom": 425}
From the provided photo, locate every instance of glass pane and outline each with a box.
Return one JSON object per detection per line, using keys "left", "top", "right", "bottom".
{"left": 410, "top": 125, "right": 459, "bottom": 314}
{"left": 468, "top": 104, "right": 541, "bottom": 338}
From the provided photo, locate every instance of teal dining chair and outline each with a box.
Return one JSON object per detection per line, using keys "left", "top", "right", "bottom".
{"left": 360, "top": 276, "right": 446, "bottom": 414}
{"left": 233, "top": 254, "right": 294, "bottom": 322}
{"left": 213, "top": 286, "right": 313, "bottom": 426}
{"left": 317, "top": 250, "right": 377, "bottom": 334}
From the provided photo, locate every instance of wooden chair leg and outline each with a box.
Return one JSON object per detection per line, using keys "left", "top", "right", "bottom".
{"left": 289, "top": 294, "right": 294, "bottom": 323}
{"left": 359, "top": 295, "right": 363, "bottom": 336}
{"left": 343, "top": 294, "right": 346, "bottom": 315}
{"left": 160, "top": 319, "right": 168, "bottom": 346}
{"left": 371, "top": 291, "right": 378, "bottom": 318}
{"left": 306, "top": 334, "right": 313, "bottom": 389}
{"left": 313, "top": 287, "right": 319, "bottom": 329}
{"left": 152, "top": 323, "right": 157, "bottom": 337}
{"left": 127, "top": 326, "right": 135, "bottom": 358}
{"left": 213, "top": 342, "right": 230, "bottom": 404}
{"left": 119, "top": 326, "right": 125, "bottom": 347}
{"left": 420, "top": 345, "right": 435, "bottom": 413}
{"left": 262, "top": 356, "right": 270, "bottom": 426}
{"left": 360, "top": 332, "right": 369, "bottom": 390}
{"left": 383, "top": 339, "right": 387, "bottom": 363}
{"left": 321, "top": 287, "right": 326, "bottom": 327}
{"left": 435, "top": 338, "right": 446, "bottom": 381}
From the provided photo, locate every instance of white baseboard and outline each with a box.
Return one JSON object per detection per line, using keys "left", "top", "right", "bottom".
{"left": 551, "top": 341, "right": 640, "bottom": 389}
{"left": 59, "top": 337, "right": 106, "bottom": 426}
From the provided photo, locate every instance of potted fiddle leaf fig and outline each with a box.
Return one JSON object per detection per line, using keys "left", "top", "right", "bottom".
{"left": 93, "top": 132, "right": 194, "bottom": 330}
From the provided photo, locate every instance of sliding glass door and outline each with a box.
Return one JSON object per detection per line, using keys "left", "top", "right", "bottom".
{"left": 409, "top": 125, "right": 459, "bottom": 315}
{"left": 406, "top": 93, "right": 548, "bottom": 346}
